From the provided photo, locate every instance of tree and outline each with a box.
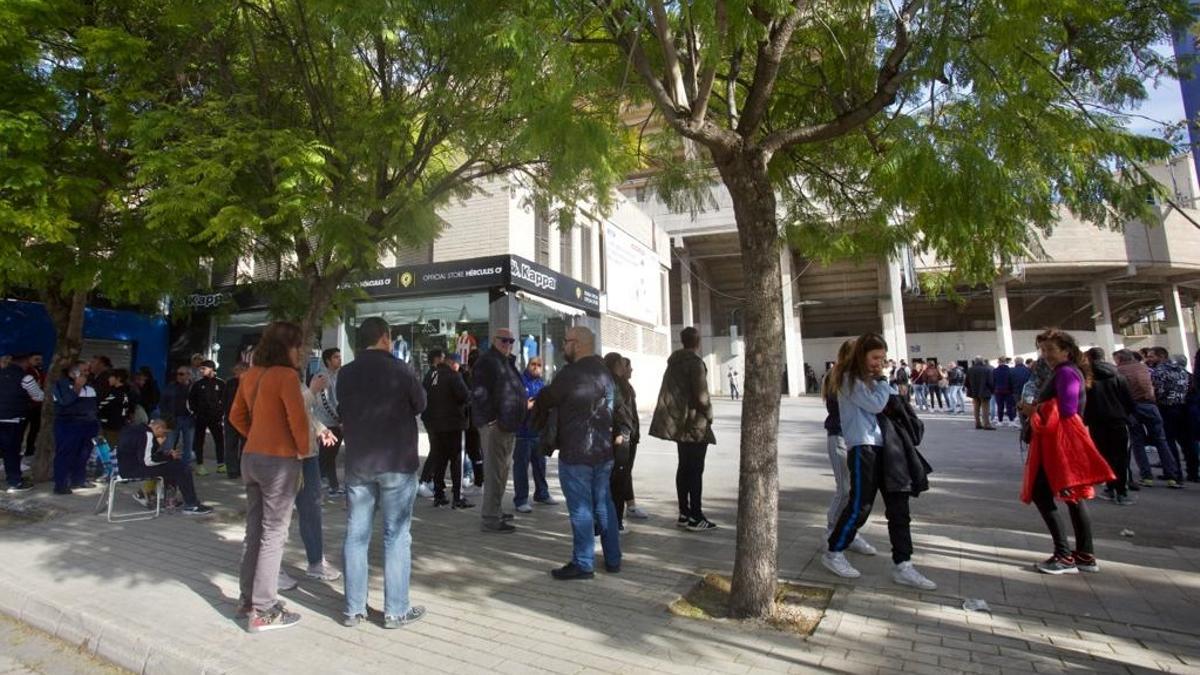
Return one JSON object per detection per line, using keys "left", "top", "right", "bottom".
{"left": 136, "top": 0, "right": 632, "bottom": 345}
{"left": 0, "top": 1, "right": 214, "bottom": 480}
{"left": 541, "top": 0, "right": 1193, "bottom": 618}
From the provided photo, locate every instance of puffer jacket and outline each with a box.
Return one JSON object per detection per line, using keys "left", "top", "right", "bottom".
{"left": 649, "top": 349, "right": 715, "bottom": 444}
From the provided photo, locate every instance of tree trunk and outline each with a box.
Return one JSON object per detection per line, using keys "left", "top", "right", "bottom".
{"left": 714, "top": 148, "right": 785, "bottom": 619}
{"left": 297, "top": 273, "right": 342, "bottom": 355}
{"left": 32, "top": 288, "right": 87, "bottom": 483}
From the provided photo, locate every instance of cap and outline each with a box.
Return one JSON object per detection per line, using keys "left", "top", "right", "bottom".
{"left": 201, "top": 360, "right": 217, "bottom": 369}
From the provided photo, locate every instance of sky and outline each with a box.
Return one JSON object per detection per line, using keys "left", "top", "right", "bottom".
{"left": 1125, "top": 44, "right": 1189, "bottom": 139}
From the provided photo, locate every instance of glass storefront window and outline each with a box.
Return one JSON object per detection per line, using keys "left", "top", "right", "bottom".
{"left": 211, "top": 311, "right": 271, "bottom": 378}
{"left": 351, "top": 293, "right": 490, "bottom": 376}
{"left": 517, "top": 298, "right": 574, "bottom": 381}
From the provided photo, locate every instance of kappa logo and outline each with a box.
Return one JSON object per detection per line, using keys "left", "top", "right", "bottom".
{"left": 400, "top": 271, "right": 414, "bottom": 288}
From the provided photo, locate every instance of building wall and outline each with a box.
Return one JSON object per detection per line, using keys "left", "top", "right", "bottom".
{"left": 432, "top": 178, "right": 514, "bottom": 262}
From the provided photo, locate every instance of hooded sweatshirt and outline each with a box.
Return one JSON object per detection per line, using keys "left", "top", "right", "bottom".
{"left": 1083, "top": 361, "right": 1135, "bottom": 427}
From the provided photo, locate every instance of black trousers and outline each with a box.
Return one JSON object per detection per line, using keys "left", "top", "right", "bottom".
{"left": 465, "top": 425, "right": 483, "bottom": 486}
{"left": 20, "top": 409, "right": 41, "bottom": 456}
{"left": 1088, "top": 421, "right": 1129, "bottom": 496}
{"left": 192, "top": 415, "right": 225, "bottom": 465}
{"left": 1030, "top": 467, "right": 1092, "bottom": 557}
{"left": 224, "top": 425, "right": 244, "bottom": 478}
{"left": 827, "top": 445, "right": 914, "bottom": 564}
{"left": 318, "top": 426, "right": 343, "bottom": 490}
{"left": 134, "top": 461, "right": 200, "bottom": 506}
{"left": 675, "top": 442, "right": 708, "bottom": 521}
{"left": 426, "top": 430, "right": 465, "bottom": 500}
{"left": 611, "top": 441, "right": 638, "bottom": 522}
{"left": 1160, "top": 404, "right": 1194, "bottom": 481}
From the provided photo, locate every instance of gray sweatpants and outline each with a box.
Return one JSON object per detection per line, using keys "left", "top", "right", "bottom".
{"left": 825, "top": 434, "right": 851, "bottom": 533}
{"left": 479, "top": 424, "right": 515, "bottom": 525}
{"left": 239, "top": 453, "right": 302, "bottom": 612}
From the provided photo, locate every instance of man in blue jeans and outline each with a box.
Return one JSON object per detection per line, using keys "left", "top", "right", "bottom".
{"left": 534, "top": 326, "right": 620, "bottom": 580}
{"left": 336, "top": 317, "right": 428, "bottom": 628}
{"left": 160, "top": 366, "right": 195, "bottom": 467}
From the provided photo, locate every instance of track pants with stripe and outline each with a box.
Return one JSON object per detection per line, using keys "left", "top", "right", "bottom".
{"left": 826, "top": 444, "right": 913, "bottom": 564}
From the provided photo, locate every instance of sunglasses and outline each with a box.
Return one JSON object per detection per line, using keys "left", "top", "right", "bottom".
{"left": 498, "top": 337, "right": 516, "bottom": 345}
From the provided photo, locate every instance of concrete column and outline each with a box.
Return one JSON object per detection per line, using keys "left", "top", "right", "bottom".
{"left": 588, "top": 223, "right": 602, "bottom": 288}
{"left": 679, "top": 258, "right": 695, "bottom": 328}
{"left": 569, "top": 224, "right": 583, "bottom": 282}
{"left": 697, "top": 278, "right": 714, "bottom": 341}
{"left": 780, "top": 248, "right": 804, "bottom": 397}
{"left": 488, "top": 291, "right": 520, "bottom": 340}
{"left": 879, "top": 258, "right": 909, "bottom": 359}
{"left": 547, "top": 223, "right": 561, "bottom": 273}
{"left": 1160, "top": 284, "right": 1191, "bottom": 357}
{"left": 992, "top": 280, "right": 1015, "bottom": 358}
{"left": 1089, "top": 281, "right": 1117, "bottom": 358}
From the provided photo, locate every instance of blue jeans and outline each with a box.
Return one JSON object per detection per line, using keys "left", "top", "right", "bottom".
{"left": 559, "top": 460, "right": 620, "bottom": 572}
{"left": 947, "top": 385, "right": 965, "bottom": 413}
{"left": 1129, "top": 402, "right": 1178, "bottom": 480}
{"left": 295, "top": 456, "right": 324, "bottom": 566}
{"left": 344, "top": 471, "right": 417, "bottom": 618}
{"left": 53, "top": 419, "right": 98, "bottom": 491}
{"left": 165, "top": 415, "right": 195, "bottom": 467}
{"left": 913, "top": 384, "right": 928, "bottom": 409}
{"left": 512, "top": 436, "right": 550, "bottom": 507}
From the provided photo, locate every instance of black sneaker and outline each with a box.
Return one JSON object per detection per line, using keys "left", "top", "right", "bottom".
{"left": 383, "top": 606, "right": 426, "bottom": 629}
{"left": 500, "top": 512, "right": 515, "bottom": 521}
{"left": 342, "top": 613, "right": 364, "bottom": 627}
{"left": 249, "top": 604, "right": 301, "bottom": 633}
{"left": 676, "top": 515, "right": 689, "bottom": 528}
{"left": 687, "top": 518, "right": 718, "bottom": 532}
{"left": 550, "top": 562, "right": 595, "bottom": 580}
{"left": 52, "top": 487, "right": 72, "bottom": 495}
{"left": 481, "top": 521, "right": 516, "bottom": 534}
{"left": 605, "top": 564, "right": 621, "bottom": 573}
{"left": 1035, "top": 554, "right": 1078, "bottom": 575}
{"left": 182, "top": 504, "right": 214, "bottom": 516}
{"left": 5, "top": 479, "right": 34, "bottom": 494}
{"left": 1098, "top": 487, "right": 1115, "bottom": 501}
{"left": 452, "top": 498, "right": 475, "bottom": 510}
{"left": 432, "top": 496, "right": 450, "bottom": 508}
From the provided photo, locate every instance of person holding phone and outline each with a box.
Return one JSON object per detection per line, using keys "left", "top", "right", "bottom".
{"left": 52, "top": 361, "right": 100, "bottom": 495}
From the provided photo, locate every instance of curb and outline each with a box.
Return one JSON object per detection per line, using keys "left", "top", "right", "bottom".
{"left": 0, "top": 577, "right": 236, "bottom": 675}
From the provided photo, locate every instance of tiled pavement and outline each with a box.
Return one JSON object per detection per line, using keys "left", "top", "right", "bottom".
{"left": 1, "top": 398, "right": 1198, "bottom": 674}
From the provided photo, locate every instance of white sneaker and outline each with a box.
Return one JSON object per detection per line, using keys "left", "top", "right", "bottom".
{"left": 305, "top": 560, "right": 342, "bottom": 582}
{"left": 626, "top": 505, "right": 649, "bottom": 520}
{"left": 821, "top": 551, "right": 861, "bottom": 579}
{"left": 892, "top": 561, "right": 937, "bottom": 590}
{"left": 278, "top": 570, "right": 299, "bottom": 591}
{"left": 847, "top": 535, "right": 878, "bottom": 556}
{"left": 515, "top": 503, "right": 533, "bottom": 513}
{"left": 417, "top": 482, "right": 434, "bottom": 498}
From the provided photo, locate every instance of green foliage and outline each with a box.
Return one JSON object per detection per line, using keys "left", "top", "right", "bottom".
{"left": 566, "top": 0, "right": 1195, "bottom": 284}
{"left": 0, "top": 0, "right": 210, "bottom": 308}
{"left": 131, "top": 0, "right": 636, "bottom": 328}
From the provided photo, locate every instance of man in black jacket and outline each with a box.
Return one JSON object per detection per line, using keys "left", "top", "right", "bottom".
{"left": 1084, "top": 348, "right": 1137, "bottom": 504}
{"left": 471, "top": 328, "right": 526, "bottom": 534}
{"left": 336, "top": 317, "right": 428, "bottom": 628}
{"left": 188, "top": 360, "right": 225, "bottom": 475}
{"left": 118, "top": 417, "right": 212, "bottom": 515}
{"left": 222, "top": 363, "right": 247, "bottom": 480}
{"left": 417, "top": 349, "right": 446, "bottom": 497}
{"left": 536, "top": 327, "right": 620, "bottom": 579}
{"left": 423, "top": 355, "right": 474, "bottom": 509}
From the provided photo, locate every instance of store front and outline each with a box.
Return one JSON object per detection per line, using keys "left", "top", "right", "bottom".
{"left": 188, "top": 255, "right": 601, "bottom": 383}
{"left": 344, "top": 256, "right": 600, "bottom": 381}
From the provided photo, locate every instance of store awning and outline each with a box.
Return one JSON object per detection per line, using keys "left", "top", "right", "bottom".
{"left": 515, "top": 291, "right": 586, "bottom": 317}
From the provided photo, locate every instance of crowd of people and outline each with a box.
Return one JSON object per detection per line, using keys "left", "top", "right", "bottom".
{"left": 3, "top": 322, "right": 1198, "bottom": 630}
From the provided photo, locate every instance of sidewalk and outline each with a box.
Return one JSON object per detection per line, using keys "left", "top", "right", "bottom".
{"left": 1, "top": 398, "right": 1198, "bottom": 674}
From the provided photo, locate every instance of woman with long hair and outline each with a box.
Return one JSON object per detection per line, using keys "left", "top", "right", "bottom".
{"left": 605, "top": 352, "right": 641, "bottom": 530}
{"left": 823, "top": 333, "right": 936, "bottom": 590}
{"left": 1021, "top": 329, "right": 1113, "bottom": 575}
{"left": 821, "top": 339, "right": 877, "bottom": 557}
{"left": 229, "top": 321, "right": 311, "bottom": 632}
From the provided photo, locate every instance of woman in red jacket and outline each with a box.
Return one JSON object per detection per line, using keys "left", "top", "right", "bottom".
{"left": 1022, "top": 329, "right": 1114, "bottom": 575}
